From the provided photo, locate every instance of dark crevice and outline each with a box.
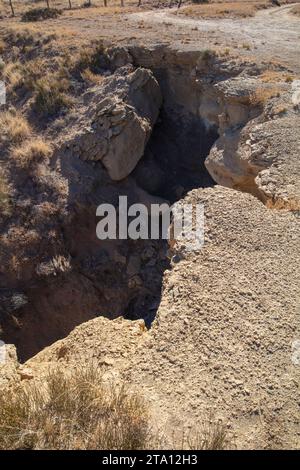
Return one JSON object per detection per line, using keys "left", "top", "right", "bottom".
{"left": 132, "top": 106, "right": 218, "bottom": 203}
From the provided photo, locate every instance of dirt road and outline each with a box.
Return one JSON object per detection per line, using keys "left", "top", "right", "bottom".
{"left": 2, "top": 4, "right": 299, "bottom": 71}
{"left": 128, "top": 4, "right": 300, "bottom": 72}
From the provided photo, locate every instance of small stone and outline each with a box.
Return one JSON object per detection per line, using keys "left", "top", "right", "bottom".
{"left": 18, "top": 368, "right": 34, "bottom": 381}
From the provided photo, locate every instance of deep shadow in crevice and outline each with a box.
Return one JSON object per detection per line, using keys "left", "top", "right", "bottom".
{"left": 125, "top": 106, "right": 219, "bottom": 324}
{"left": 132, "top": 106, "right": 218, "bottom": 203}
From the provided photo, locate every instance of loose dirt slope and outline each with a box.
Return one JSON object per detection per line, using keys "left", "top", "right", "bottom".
{"left": 25, "top": 186, "right": 300, "bottom": 449}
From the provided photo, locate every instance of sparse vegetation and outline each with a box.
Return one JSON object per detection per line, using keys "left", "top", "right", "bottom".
{"left": 0, "top": 365, "right": 230, "bottom": 450}
{"left": 22, "top": 8, "right": 62, "bottom": 23}
{"left": 185, "top": 422, "right": 229, "bottom": 450}
{"left": 0, "top": 111, "right": 31, "bottom": 145}
{"left": 200, "top": 48, "right": 215, "bottom": 64}
{"left": 11, "top": 138, "right": 52, "bottom": 169}
{"left": 0, "top": 366, "right": 151, "bottom": 450}
{"left": 260, "top": 70, "right": 296, "bottom": 83}
{"left": 33, "top": 75, "right": 72, "bottom": 116}
{"left": 0, "top": 170, "right": 11, "bottom": 217}
{"left": 80, "top": 68, "right": 105, "bottom": 84}
{"left": 250, "top": 86, "right": 281, "bottom": 106}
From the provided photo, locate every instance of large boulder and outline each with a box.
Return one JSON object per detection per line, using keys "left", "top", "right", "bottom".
{"left": 65, "top": 66, "right": 162, "bottom": 181}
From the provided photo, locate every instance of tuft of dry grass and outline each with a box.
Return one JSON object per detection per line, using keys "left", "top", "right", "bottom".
{"left": 80, "top": 68, "right": 105, "bottom": 85}
{"left": 0, "top": 111, "right": 31, "bottom": 145}
{"left": 2, "top": 62, "right": 24, "bottom": 92}
{"left": 0, "top": 366, "right": 151, "bottom": 450}
{"left": 33, "top": 75, "right": 73, "bottom": 116}
{"left": 250, "top": 85, "right": 281, "bottom": 106}
{"left": 11, "top": 138, "right": 52, "bottom": 169}
{"left": 0, "top": 169, "right": 12, "bottom": 217}
{"left": 185, "top": 421, "right": 229, "bottom": 450}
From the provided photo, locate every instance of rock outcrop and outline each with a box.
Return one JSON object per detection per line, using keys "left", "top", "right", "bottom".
{"left": 65, "top": 66, "right": 162, "bottom": 181}
{"left": 205, "top": 78, "right": 300, "bottom": 207}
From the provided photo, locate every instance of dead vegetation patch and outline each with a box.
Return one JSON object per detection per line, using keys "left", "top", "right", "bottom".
{"left": 0, "top": 366, "right": 151, "bottom": 450}
{"left": 0, "top": 365, "right": 231, "bottom": 450}
{"left": 11, "top": 138, "right": 52, "bottom": 169}
{"left": 249, "top": 85, "right": 281, "bottom": 106}
{"left": 0, "top": 111, "right": 32, "bottom": 145}
{"left": 260, "top": 70, "right": 295, "bottom": 83}
{"left": 0, "top": 169, "right": 12, "bottom": 218}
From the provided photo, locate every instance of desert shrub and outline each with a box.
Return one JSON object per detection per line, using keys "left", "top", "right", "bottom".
{"left": 11, "top": 138, "right": 52, "bottom": 169}
{"left": 192, "top": 0, "right": 209, "bottom": 3}
{"left": 0, "top": 366, "right": 151, "bottom": 450}
{"left": 82, "top": 1, "right": 92, "bottom": 7}
{"left": 0, "top": 111, "right": 31, "bottom": 144}
{"left": 200, "top": 49, "right": 215, "bottom": 64}
{"left": 22, "top": 8, "right": 62, "bottom": 23}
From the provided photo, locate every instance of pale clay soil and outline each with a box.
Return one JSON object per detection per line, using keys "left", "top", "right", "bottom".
{"left": 1, "top": 5, "right": 300, "bottom": 449}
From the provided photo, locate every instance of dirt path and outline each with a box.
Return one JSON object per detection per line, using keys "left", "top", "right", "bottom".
{"left": 128, "top": 4, "right": 300, "bottom": 72}
{"left": 2, "top": 4, "right": 299, "bottom": 71}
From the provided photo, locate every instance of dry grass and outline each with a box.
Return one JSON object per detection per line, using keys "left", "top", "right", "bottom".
{"left": 33, "top": 75, "right": 73, "bottom": 116}
{"left": 11, "top": 138, "right": 52, "bottom": 168}
{"left": 0, "top": 111, "right": 32, "bottom": 144}
{"left": 270, "top": 103, "right": 287, "bottom": 116}
{"left": 0, "top": 169, "right": 11, "bottom": 217}
{"left": 185, "top": 422, "right": 229, "bottom": 450}
{"left": 2, "top": 62, "right": 24, "bottom": 92}
{"left": 80, "top": 68, "right": 105, "bottom": 84}
{"left": 0, "top": 366, "right": 151, "bottom": 450}
{"left": 0, "top": 365, "right": 231, "bottom": 450}
{"left": 250, "top": 85, "right": 281, "bottom": 106}
{"left": 21, "top": 7, "right": 63, "bottom": 22}
{"left": 260, "top": 70, "right": 296, "bottom": 83}
{"left": 177, "top": 1, "right": 271, "bottom": 19}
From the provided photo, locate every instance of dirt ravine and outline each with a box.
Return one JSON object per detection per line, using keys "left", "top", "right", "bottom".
{"left": 0, "top": 2, "right": 300, "bottom": 451}
{"left": 128, "top": 4, "right": 300, "bottom": 72}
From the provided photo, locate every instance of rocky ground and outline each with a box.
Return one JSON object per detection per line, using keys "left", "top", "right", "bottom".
{"left": 0, "top": 3, "right": 300, "bottom": 449}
